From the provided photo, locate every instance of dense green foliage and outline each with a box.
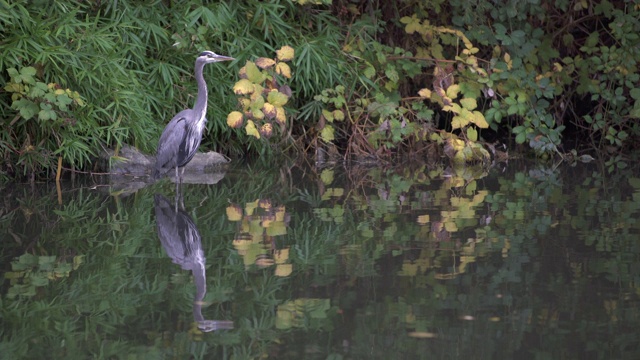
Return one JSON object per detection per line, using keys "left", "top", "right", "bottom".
{"left": 1, "top": 0, "right": 639, "bottom": 180}
{"left": 2, "top": 162, "right": 640, "bottom": 358}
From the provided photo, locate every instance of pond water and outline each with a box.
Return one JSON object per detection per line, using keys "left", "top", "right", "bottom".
{"left": 1, "top": 160, "right": 640, "bottom": 359}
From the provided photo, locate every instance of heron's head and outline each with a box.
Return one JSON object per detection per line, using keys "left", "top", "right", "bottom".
{"left": 198, "top": 51, "right": 234, "bottom": 64}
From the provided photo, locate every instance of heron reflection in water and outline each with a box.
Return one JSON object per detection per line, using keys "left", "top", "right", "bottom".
{"left": 154, "top": 194, "right": 233, "bottom": 332}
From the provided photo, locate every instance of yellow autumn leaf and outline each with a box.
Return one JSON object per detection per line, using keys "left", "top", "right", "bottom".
{"left": 418, "top": 88, "right": 432, "bottom": 98}
{"left": 320, "top": 125, "right": 335, "bottom": 142}
{"left": 451, "top": 115, "right": 468, "bottom": 129}
{"left": 467, "top": 127, "right": 478, "bottom": 141}
{"left": 276, "top": 62, "right": 292, "bottom": 78}
{"left": 446, "top": 84, "right": 460, "bottom": 99}
{"left": 226, "top": 111, "right": 244, "bottom": 128}
{"left": 245, "top": 120, "right": 261, "bottom": 139}
{"left": 274, "top": 248, "right": 289, "bottom": 264}
{"left": 443, "top": 103, "right": 461, "bottom": 114}
{"left": 275, "top": 106, "right": 286, "bottom": 125}
{"left": 275, "top": 264, "right": 292, "bottom": 277}
{"left": 233, "top": 79, "right": 254, "bottom": 95}
{"left": 244, "top": 200, "right": 259, "bottom": 215}
{"left": 322, "top": 109, "right": 334, "bottom": 122}
{"left": 416, "top": 214, "right": 430, "bottom": 224}
{"left": 472, "top": 111, "right": 489, "bottom": 128}
{"left": 263, "top": 102, "right": 276, "bottom": 119}
{"left": 460, "top": 98, "right": 477, "bottom": 111}
{"left": 259, "top": 123, "right": 273, "bottom": 138}
{"left": 276, "top": 45, "right": 295, "bottom": 62}
{"left": 226, "top": 205, "right": 243, "bottom": 221}
{"left": 255, "top": 57, "right": 276, "bottom": 69}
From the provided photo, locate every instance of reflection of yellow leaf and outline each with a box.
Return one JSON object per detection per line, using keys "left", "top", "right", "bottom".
{"left": 408, "top": 331, "right": 437, "bottom": 339}
{"left": 226, "top": 205, "right": 243, "bottom": 221}
{"left": 275, "top": 264, "right": 292, "bottom": 277}
{"left": 444, "top": 221, "right": 458, "bottom": 232}
{"left": 266, "top": 221, "right": 287, "bottom": 236}
{"left": 275, "top": 248, "right": 290, "bottom": 264}
{"left": 417, "top": 214, "right": 430, "bottom": 224}
{"left": 245, "top": 200, "right": 259, "bottom": 215}
{"left": 320, "top": 169, "right": 334, "bottom": 184}
{"left": 275, "top": 206, "right": 286, "bottom": 222}
{"left": 401, "top": 262, "right": 418, "bottom": 276}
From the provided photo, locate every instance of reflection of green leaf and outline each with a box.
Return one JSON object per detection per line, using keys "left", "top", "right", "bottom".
{"left": 30, "top": 273, "right": 49, "bottom": 286}
{"left": 39, "top": 256, "right": 57, "bottom": 271}
{"left": 13, "top": 253, "right": 38, "bottom": 270}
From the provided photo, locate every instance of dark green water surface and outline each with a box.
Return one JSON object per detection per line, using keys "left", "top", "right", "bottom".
{"left": 2, "top": 161, "right": 640, "bottom": 359}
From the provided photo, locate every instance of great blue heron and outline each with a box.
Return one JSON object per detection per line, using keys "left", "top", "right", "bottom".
{"left": 153, "top": 51, "right": 234, "bottom": 182}
{"left": 154, "top": 194, "right": 234, "bottom": 331}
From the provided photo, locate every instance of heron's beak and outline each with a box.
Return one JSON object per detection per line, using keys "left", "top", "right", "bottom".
{"left": 214, "top": 55, "right": 234, "bottom": 62}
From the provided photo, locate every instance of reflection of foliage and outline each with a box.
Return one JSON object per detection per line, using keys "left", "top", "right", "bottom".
{"left": 5, "top": 254, "right": 83, "bottom": 298}
{"left": 227, "top": 198, "right": 292, "bottom": 276}
{"left": 2, "top": 163, "right": 640, "bottom": 358}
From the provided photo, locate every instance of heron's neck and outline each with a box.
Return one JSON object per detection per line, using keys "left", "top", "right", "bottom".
{"left": 193, "top": 62, "right": 208, "bottom": 122}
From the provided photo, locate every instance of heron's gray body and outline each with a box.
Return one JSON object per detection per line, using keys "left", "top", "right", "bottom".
{"left": 153, "top": 51, "right": 233, "bottom": 181}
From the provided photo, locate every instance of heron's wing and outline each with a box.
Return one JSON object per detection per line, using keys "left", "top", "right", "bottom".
{"left": 154, "top": 110, "right": 193, "bottom": 175}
